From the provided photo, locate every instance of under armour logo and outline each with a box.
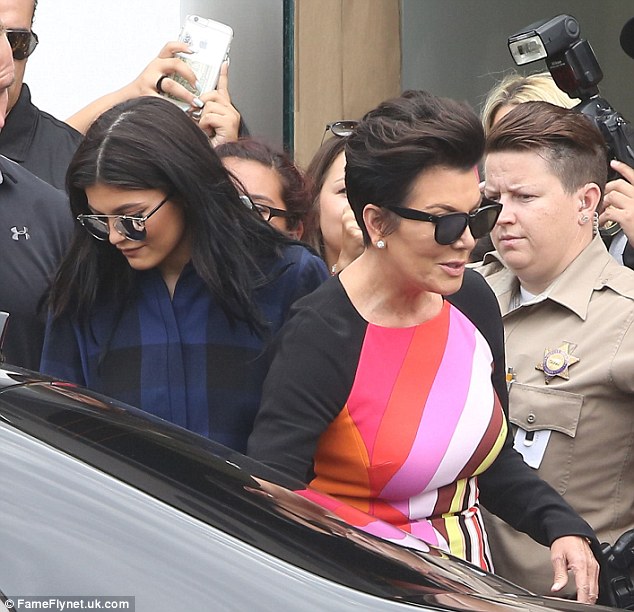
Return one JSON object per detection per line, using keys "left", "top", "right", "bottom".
{"left": 11, "top": 226, "right": 30, "bottom": 240}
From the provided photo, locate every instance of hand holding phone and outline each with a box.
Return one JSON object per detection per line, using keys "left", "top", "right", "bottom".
{"left": 164, "top": 15, "right": 233, "bottom": 111}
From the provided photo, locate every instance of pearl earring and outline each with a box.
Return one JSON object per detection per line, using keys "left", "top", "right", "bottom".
{"left": 376, "top": 239, "right": 386, "bottom": 249}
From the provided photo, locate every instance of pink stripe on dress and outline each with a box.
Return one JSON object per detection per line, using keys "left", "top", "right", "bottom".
{"left": 381, "top": 306, "right": 476, "bottom": 500}
{"left": 346, "top": 325, "right": 417, "bottom": 459}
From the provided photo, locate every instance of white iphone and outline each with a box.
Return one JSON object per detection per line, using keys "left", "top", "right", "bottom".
{"left": 166, "top": 15, "right": 234, "bottom": 110}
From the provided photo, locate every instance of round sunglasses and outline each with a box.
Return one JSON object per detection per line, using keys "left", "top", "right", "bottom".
{"left": 384, "top": 200, "right": 502, "bottom": 245}
{"left": 77, "top": 195, "right": 171, "bottom": 242}
{"left": 320, "top": 120, "right": 358, "bottom": 145}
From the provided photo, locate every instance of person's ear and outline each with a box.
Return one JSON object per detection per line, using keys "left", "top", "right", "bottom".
{"left": 288, "top": 220, "right": 304, "bottom": 241}
{"left": 578, "top": 183, "right": 602, "bottom": 215}
{"left": 363, "top": 204, "right": 386, "bottom": 246}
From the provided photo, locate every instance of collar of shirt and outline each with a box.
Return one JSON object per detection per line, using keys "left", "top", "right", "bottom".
{"left": 0, "top": 155, "right": 19, "bottom": 186}
{"left": 0, "top": 84, "right": 38, "bottom": 163}
{"left": 479, "top": 236, "right": 634, "bottom": 320}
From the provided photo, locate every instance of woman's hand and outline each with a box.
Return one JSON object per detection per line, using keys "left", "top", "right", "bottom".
{"left": 136, "top": 42, "right": 203, "bottom": 108}
{"left": 332, "top": 204, "right": 364, "bottom": 273}
{"left": 549, "top": 536, "right": 599, "bottom": 604}
{"left": 197, "top": 62, "right": 241, "bottom": 146}
{"left": 600, "top": 159, "right": 634, "bottom": 243}
{"left": 66, "top": 42, "right": 204, "bottom": 134}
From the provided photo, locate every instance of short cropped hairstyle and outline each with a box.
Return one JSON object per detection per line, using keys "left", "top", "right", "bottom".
{"left": 345, "top": 90, "right": 484, "bottom": 244}
{"left": 481, "top": 71, "right": 579, "bottom": 135}
{"left": 486, "top": 101, "right": 608, "bottom": 195}
{"left": 216, "top": 138, "right": 310, "bottom": 232}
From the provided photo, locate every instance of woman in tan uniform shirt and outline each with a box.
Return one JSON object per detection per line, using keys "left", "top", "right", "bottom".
{"left": 475, "top": 101, "right": 634, "bottom": 597}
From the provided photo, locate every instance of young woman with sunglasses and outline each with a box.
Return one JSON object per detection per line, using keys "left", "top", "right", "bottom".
{"left": 248, "top": 90, "right": 600, "bottom": 602}
{"left": 40, "top": 96, "right": 328, "bottom": 453}
{"left": 216, "top": 138, "right": 310, "bottom": 240}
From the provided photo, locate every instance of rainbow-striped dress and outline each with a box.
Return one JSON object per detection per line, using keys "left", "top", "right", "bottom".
{"left": 249, "top": 275, "right": 508, "bottom": 569}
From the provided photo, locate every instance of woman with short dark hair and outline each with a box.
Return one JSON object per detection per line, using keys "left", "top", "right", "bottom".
{"left": 249, "top": 90, "right": 600, "bottom": 602}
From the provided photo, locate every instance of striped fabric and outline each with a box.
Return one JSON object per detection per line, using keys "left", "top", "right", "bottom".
{"left": 310, "top": 301, "right": 507, "bottom": 569}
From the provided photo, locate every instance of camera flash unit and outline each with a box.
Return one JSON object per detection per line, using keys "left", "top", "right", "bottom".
{"left": 508, "top": 15, "right": 580, "bottom": 66}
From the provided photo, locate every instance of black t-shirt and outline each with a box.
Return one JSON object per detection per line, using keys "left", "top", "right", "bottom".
{"left": 0, "top": 157, "right": 73, "bottom": 370}
{"left": 0, "top": 84, "right": 82, "bottom": 190}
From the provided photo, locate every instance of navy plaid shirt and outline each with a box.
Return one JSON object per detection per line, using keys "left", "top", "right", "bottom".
{"left": 41, "top": 245, "right": 328, "bottom": 452}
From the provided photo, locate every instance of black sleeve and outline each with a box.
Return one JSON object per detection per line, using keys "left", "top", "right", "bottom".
{"left": 247, "top": 281, "right": 365, "bottom": 482}
{"left": 449, "top": 270, "right": 596, "bottom": 546}
{"left": 447, "top": 269, "right": 508, "bottom": 412}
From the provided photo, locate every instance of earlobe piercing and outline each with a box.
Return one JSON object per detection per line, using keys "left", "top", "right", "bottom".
{"left": 376, "top": 239, "right": 386, "bottom": 249}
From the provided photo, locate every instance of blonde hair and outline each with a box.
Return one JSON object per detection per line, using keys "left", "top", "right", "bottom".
{"left": 481, "top": 71, "right": 580, "bottom": 134}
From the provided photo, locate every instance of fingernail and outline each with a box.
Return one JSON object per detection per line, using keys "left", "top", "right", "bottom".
{"left": 192, "top": 97, "right": 204, "bottom": 109}
{"left": 195, "top": 80, "right": 203, "bottom": 92}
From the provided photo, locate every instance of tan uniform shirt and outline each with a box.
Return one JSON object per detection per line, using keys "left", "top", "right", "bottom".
{"left": 474, "top": 236, "right": 634, "bottom": 595}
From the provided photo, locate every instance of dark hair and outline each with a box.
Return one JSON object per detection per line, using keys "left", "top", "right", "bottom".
{"left": 486, "top": 101, "right": 608, "bottom": 194}
{"left": 48, "top": 96, "right": 292, "bottom": 335}
{"left": 215, "top": 137, "right": 310, "bottom": 232}
{"left": 302, "top": 135, "right": 348, "bottom": 257}
{"left": 345, "top": 90, "right": 485, "bottom": 244}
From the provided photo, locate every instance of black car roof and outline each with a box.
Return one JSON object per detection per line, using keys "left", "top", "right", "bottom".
{"left": 0, "top": 367, "right": 608, "bottom": 611}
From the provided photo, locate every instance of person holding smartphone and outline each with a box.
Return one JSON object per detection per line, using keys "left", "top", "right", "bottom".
{"left": 66, "top": 43, "right": 244, "bottom": 146}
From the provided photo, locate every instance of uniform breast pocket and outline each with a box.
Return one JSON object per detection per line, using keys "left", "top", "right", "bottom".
{"left": 508, "top": 383, "right": 583, "bottom": 495}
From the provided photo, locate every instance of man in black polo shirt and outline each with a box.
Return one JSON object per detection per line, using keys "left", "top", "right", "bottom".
{"left": 0, "top": 0, "right": 81, "bottom": 190}
{"left": 0, "top": 24, "right": 73, "bottom": 370}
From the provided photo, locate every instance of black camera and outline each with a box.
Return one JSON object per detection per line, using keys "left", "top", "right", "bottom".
{"left": 508, "top": 14, "right": 634, "bottom": 218}
{"left": 601, "top": 529, "right": 634, "bottom": 609}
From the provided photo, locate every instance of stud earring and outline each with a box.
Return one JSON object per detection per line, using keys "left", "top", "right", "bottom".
{"left": 376, "top": 239, "right": 386, "bottom": 249}
{"left": 581, "top": 214, "right": 589, "bottom": 223}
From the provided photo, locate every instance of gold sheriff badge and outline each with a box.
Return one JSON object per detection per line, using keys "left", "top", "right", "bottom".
{"left": 536, "top": 341, "right": 580, "bottom": 384}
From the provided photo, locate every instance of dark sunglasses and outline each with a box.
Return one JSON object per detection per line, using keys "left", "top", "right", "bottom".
{"left": 385, "top": 200, "right": 502, "bottom": 245}
{"left": 6, "top": 29, "right": 39, "bottom": 60}
{"left": 320, "top": 120, "right": 358, "bottom": 145}
{"left": 77, "top": 194, "right": 171, "bottom": 242}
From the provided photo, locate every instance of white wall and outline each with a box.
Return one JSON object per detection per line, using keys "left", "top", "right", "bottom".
{"left": 26, "top": 0, "right": 286, "bottom": 146}
{"left": 27, "top": 0, "right": 180, "bottom": 122}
